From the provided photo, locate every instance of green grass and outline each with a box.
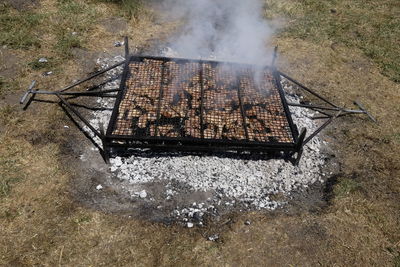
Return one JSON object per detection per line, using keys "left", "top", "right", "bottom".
{"left": 0, "top": 0, "right": 97, "bottom": 58}
{"left": 28, "top": 57, "right": 59, "bottom": 71}
{"left": 0, "top": 3, "right": 43, "bottom": 49}
{"left": 55, "top": 34, "right": 82, "bottom": 58}
{"left": 333, "top": 177, "right": 360, "bottom": 198}
{"left": 96, "top": 0, "right": 143, "bottom": 18}
{"left": 53, "top": 0, "right": 98, "bottom": 58}
{"left": 265, "top": 0, "right": 400, "bottom": 82}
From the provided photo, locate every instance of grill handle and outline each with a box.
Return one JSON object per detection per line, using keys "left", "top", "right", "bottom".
{"left": 353, "top": 101, "right": 377, "bottom": 123}
{"left": 20, "top": 80, "right": 37, "bottom": 104}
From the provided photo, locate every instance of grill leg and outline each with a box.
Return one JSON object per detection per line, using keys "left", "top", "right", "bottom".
{"left": 99, "top": 123, "right": 110, "bottom": 164}
{"left": 283, "top": 151, "right": 292, "bottom": 161}
{"left": 294, "top": 128, "right": 307, "bottom": 166}
{"left": 102, "top": 140, "right": 110, "bottom": 164}
{"left": 294, "top": 148, "right": 303, "bottom": 166}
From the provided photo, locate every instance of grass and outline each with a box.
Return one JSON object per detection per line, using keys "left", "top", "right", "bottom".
{"left": 0, "top": 77, "right": 9, "bottom": 97}
{"left": 28, "top": 57, "right": 59, "bottom": 71}
{"left": 0, "top": 106, "right": 26, "bottom": 197}
{"left": 265, "top": 0, "right": 400, "bottom": 82}
{"left": 0, "top": 78, "right": 18, "bottom": 98}
{"left": 333, "top": 177, "right": 360, "bottom": 198}
{"left": 0, "top": 3, "right": 43, "bottom": 49}
{"left": 0, "top": 156, "right": 24, "bottom": 198}
{"left": 395, "top": 255, "right": 400, "bottom": 267}
{"left": 55, "top": 34, "right": 82, "bottom": 57}
{"left": 53, "top": 0, "right": 98, "bottom": 58}
{"left": 96, "top": 0, "right": 143, "bottom": 19}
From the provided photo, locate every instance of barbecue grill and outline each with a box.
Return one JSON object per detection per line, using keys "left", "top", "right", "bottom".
{"left": 20, "top": 37, "right": 375, "bottom": 165}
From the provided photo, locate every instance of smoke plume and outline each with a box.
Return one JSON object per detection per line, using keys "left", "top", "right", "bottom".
{"left": 161, "top": 0, "right": 274, "bottom": 66}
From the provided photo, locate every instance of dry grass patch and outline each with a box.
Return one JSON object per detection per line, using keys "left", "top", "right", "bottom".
{"left": 275, "top": 36, "right": 400, "bottom": 265}
{"left": 266, "top": 0, "right": 400, "bottom": 82}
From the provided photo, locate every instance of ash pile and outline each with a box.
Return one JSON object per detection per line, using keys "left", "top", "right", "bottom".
{"left": 81, "top": 54, "right": 331, "bottom": 227}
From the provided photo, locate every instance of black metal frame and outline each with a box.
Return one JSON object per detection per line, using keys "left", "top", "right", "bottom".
{"left": 19, "top": 39, "right": 376, "bottom": 165}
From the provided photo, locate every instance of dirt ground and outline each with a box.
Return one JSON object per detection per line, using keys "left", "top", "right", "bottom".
{"left": 0, "top": 0, "right": 399, "bottom": 266}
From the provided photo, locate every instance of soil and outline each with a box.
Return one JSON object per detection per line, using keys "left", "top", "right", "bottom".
{"left": 99, "top": 17, "right": 128, "bottom": 34}
{"left": 0, "top": 0, "right": 39, "bottom": 11}
{"left": 0, "top": 48, "right": 22, "bottom": 79}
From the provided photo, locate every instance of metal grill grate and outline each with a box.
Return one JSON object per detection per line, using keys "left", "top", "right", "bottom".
{"left": 109, "top": 56, "right": 296, "bottom": 147}
{"left": 19, "top": 38, "right": 376, "bottom": 165}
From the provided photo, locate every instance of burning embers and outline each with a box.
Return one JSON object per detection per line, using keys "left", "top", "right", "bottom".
{"left": 111, "top": 57, "right": 294, "bottom": 144}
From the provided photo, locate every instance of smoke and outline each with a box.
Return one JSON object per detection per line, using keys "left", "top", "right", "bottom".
{"left": 161, "top": 0, "right": 274, "bottom": 66}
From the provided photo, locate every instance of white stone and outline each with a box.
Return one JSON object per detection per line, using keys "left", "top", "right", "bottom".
{"left": 139, "top": 190, "right": 147, "bottom": 199}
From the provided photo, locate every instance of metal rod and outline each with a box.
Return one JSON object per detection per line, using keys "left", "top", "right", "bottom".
{"left": 154, "top": 62, "right": 166, "bottom": 137}
{"left": 236, "top": 75, "right": 250, "bottom": 140}
{"left": 295, "top": 128, "right": 307, "bottom": 152}
{"left": 294, "top": 128, "right": 306, "bottom": 166}
{"left": 303, "top": 110, "right": 342, "bottom": 145}
{"left": 98, "top": 123, "right": 110, "bottom": 163}
{"left": 99, "top": 122, "right": 105, "bottom": 136}
{"left": 106, "top": 56, "right": 131, "bottom": 136}
{"left": 199, "top": 63, "right": 205, "bottom": 139}
{"left": 20, "top": 80, "right": 37, "bottom": 104}
{"left": 28, "top": 89, "right": 120, "bottom": 96}
{"left": 354, "top": 101, "right": 377, "bottom": 122}
{"left": 312, "top": 115, "right": 333, "bottom": 120}
{"left": 312, "top": 112, "right": 361, "bottom": 120}
{"left": 124, "top": 36, "right": 129, "bottom": 58}
{"left": 278, "top": 72, "right": 339, "bottom": 108}
{"left": 295, "top": 148, "right": 304, "bottom": 166}
{"left": 60, "top": 61, "right": 125, "bottom": 92}
{"left": 107, "top": 131, "right": 296, "bottom": 147}
{"left": 271, "top": 46, "right": 278, "bottom": 67}
{"left": 55, "top": 93, "right": 102, "bottom": 138}
{"left": 86, "top": 74, "right": 122, "bottom": 91}
{"left": 62, "top": 89, "right": 120, "bottom": 96}
{"left": 129, "top": 54, "right": 274, "bottom": 70}
{"left": 287, "top": 102, "right": 366, "bottom": 114}
{"left": 273, "top": 70, "right": 299, "bottom": 142}
{"left": 287, "top": 102, "right": 339, "bottom": 111}
{"left": 107, "top": 142, "right": 294, "bottom": 153}
{"left": 311, "top": 109, "right": 333, "bottom": 118}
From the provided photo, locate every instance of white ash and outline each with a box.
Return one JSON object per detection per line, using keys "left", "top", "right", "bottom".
{"left": 208, "top": 234, "right": 219, "bottom": 241}
{"left": 80, "top": 55, "right": 327, "bottom": 225}
{"left": 42, "top": 71, "right": 53, "bottom": 76}
{"left": 109, "top": 81, "right": 324, "bottom": 213}
{"left": 81, "top": 55, "right": 124, "bottom": 145}
{"left": 38, "top": 57, "right": 48, "bottom": 63}
{"left": 138, "top": 190, "right": 147, "bottom": 199}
